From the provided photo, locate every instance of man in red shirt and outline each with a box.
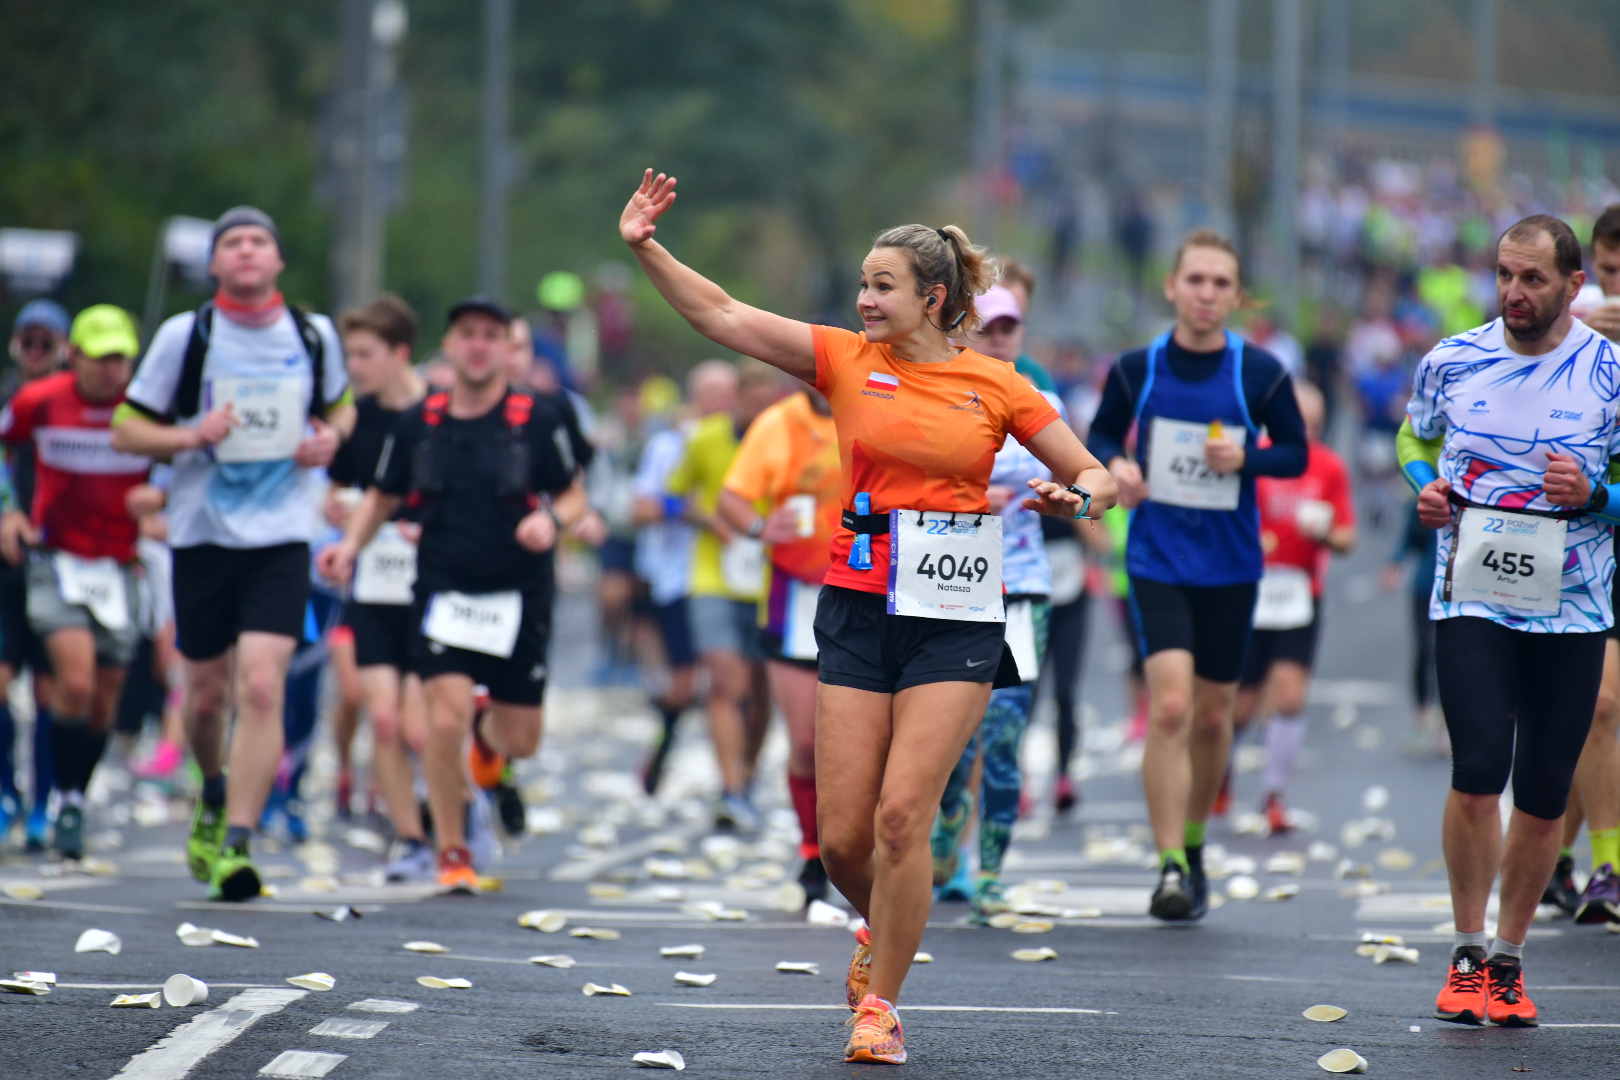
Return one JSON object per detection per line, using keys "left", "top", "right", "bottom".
{"left": 0, "top": 305, "right": 150, "bottom": 860}
{"left": 1232, "top": 380, "right": 1356, "bottom": 833}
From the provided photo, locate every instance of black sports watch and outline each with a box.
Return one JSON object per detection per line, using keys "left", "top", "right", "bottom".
{"left": 1064, "top": 484, "right": 1093, "bottom": 520}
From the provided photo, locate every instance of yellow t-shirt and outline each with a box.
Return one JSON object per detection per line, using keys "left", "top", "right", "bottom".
{"left": 666, "top": 411, "right": 757, "bottom": 600}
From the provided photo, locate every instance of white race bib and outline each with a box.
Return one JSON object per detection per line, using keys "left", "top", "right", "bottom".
{"left": 1147, "top": 417, "right": 1247, "bottom": 510}
{"left": 352, "top": 523, "right": 417, "bottom": 606}
{"left": 720, "top": 537, "right": 766, "bottom": 597}
{"left": 783, "top": 578, "right": 821, "bottom": 661}
{"left": 1448, "top": 507, "right": 1567, "bottom": 614}
{"left": 1046, "top": 537, "right": 1084, "bottom": 606}
{"left": 1005, "top": 598, "right": 1040, "bottom": 682}
{"left": 887, "top": 510, "right": 1004, "bottom": 623}
{"left": 422, "top": 591, "right": 522, "bottom": 658}
{"left": 54, "top": 552, "right": 130, "bottom": 631}
{"left": 209, "top": 377, "right": 306, "bottom": 463}
{"left": 1252, "top": 565, "right": 1314, "bottom": 631}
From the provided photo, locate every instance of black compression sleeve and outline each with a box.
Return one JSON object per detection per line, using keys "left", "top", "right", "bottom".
{"left": 1243, "top": 360, "right": 1307, "bottom": 479}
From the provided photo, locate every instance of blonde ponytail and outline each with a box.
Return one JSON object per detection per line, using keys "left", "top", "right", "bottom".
{"left": 872, "top": 223, "right": 998, "bottom": 335}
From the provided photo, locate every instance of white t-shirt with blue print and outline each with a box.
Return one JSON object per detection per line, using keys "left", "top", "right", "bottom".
{"left": 1407, "top": 317, "right": 1620, "bottom": 633}
{"left": 993, "top": 391, "right": 1065, "bottom": 597}
{"left": 127, "top": 307, "right": 348, "bottom": 550}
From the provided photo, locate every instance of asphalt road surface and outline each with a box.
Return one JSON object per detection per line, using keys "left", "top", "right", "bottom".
{"left": 4, "top": 507, "right": 1619, "bottom": 1079}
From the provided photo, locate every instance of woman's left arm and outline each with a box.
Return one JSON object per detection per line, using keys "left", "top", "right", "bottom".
{"left": 1021, "top": 418, "right": 1117, "bottom": 520}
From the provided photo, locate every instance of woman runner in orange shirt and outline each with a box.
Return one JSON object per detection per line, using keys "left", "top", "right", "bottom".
{"left": 620, "top": 170, "right": 1116, "bottom": 1065}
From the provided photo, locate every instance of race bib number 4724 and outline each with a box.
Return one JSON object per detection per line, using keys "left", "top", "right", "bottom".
{"left": 1146, "top": 417, "right": 1246, "bottom": 510}
{"left": 887, "top": 510, "right": 1004, "bottom": 623}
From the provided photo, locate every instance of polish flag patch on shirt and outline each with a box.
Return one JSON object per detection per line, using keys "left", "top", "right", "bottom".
{"left": 865, "top": 371, "right": 900, "bottom": 392}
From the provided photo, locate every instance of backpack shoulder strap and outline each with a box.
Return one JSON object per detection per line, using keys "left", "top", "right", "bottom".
{"left": 287, "top": 305, "right": 328, "bottom": 420}
{"left": 174, "top": 303, "right": 215, "bottom": 420}
{"left": 503, "top": 390, "right": 534, "bottom": 430}
{"left": 422, "top": 391, "right": 451, "bottom": 425}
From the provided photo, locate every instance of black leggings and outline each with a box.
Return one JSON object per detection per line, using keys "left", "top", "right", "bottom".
{"left": 1435, "top": 616, "right": 1605, "bottom": 820}
{"left": 1043, "top": 592, "right": 1091, "bottom": 775}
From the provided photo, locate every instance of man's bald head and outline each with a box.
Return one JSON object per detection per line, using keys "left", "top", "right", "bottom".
{"left": 688, "top": 360, "right": 739, "bottom": 418}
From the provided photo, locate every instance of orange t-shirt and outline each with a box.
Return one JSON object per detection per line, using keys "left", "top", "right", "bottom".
{"left": 812, "top": 325, "right": 1060, "bottom": 595}
{"left": 723, "top": 391, "right": 842, "bottom": 584}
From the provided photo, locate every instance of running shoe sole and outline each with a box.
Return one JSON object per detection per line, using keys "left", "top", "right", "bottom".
{"left": 211, "top": 861, "right": 262, "bottom": 903}
{"left": 1434, "top": 1007, "right": 1484, "bottom": 1026}
{"left": 1149, "top": 887, "right": 1195, "bottom": 921}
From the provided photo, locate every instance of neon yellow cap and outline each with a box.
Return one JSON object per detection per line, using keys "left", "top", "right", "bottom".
{"left": 70, "top": 305, "right": 140, "bottom": 360}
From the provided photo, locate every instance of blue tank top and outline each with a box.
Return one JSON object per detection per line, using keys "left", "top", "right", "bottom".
{"left": 1126, "top": 330, "right": 1263, "bottom": 586}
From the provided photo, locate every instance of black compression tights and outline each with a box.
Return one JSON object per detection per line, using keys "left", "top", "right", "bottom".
{"left": 1435, "top": 616, "right": 1605, "bottom": 820}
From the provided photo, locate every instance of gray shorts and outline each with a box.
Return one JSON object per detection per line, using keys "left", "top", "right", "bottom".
{"left": 687, "top": 595, "right": 763, "bottom": 660}
{"left": 27, "top": 551, "right": 142, "bottom": 668}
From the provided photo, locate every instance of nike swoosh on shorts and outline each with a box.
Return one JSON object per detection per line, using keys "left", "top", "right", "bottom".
{"left": 965, "top": 658, "right": 986, "bottom": 667}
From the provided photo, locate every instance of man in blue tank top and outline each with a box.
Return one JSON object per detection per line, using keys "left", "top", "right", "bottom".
{"left": 1088, "top": 229, "right": 1307, "bottom": 921}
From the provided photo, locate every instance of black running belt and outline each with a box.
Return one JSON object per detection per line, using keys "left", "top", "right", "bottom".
{"left": 842, "top": 509, "right": 890, "bottom": 535}
{"left": 1446, "top": 490, "right": 1584, "bottom": 521}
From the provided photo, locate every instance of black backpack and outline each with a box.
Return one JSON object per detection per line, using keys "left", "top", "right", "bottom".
{"left": 169, "top": 301, "right": 329, "bottom": 422}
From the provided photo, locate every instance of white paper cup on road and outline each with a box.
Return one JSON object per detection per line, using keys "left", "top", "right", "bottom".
{"left": 519, "top": 909, "right": 568, "bottom": 933}
{"left": 110, "top": 992, "right": 161, "bottom": 1008}
{"left": 287, "top": 973, "right": 336, "bottom": 991}
{"left": 806, "top": 900, "right": 848, "bottom": 927}
{"left": 660, "top": 944, "right": 705, "bottom": 959}
{"left": 1318, "top": 1048, "right": 1368, "bottom": 1073}
{"left": 633, "top": 1049, "right": 686, "bottom": 1070}
{"left": 163, "top": 974, "right": 209, "bottom": 1007}
{"left": 404, "top": 941, "right": 448, "bottom": 954}
{"left": 674, "top": 972, "right": 716, "bottom": 986}
{"left": 75, "top": 929, "right": 122, "bottom": 954}
{"left": 786, "top": 495, "right": 817, "bottom": 538}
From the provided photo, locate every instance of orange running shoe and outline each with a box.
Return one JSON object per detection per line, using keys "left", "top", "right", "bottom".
{"left": 844, "top": 993, "right": 905, "bottom": 1064}
{"left": 1263, "top": 792, "right": 1291, "bottom": 834}
{"left": 467, "top": 714, "right": 506, "bottom": 791}
{"left": 437, "top": 845, "right": 479, "bottom": 892}
{"left": 1485, "top": 956, "right": 1538, "bottom": 1027}
{"left": 846, "top": 924, "right": 872, "bottom": 1009}
{"left": 1434, "top": 945, "right": 1487, "bottom": 1026}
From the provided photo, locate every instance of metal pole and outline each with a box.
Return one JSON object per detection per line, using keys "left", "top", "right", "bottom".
{"left": 478, "top": 0, "right": 512, "bottom": 300}
{"left": 1471, "top": 0, "right": 1499, "bottom": 129}
{"left": 331, "top": 0, "right": 372, "bottom": 313}
{"left": 1320, "top": 0, "right": 1350, "bottom": 170}
{"left": 1205, "top": 0, "right": 1238, "bottom": 238}
{"left": 141, "top": 221, "right": 170, "bottom": 348}
{"left": 1270, "top": 0, "right": 1303, "bottom": 327}
{"left": 974, "top": 0, "right": 1005, "bottom": 249}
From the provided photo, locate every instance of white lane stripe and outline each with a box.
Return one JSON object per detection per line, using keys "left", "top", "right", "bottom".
{"left": 58, "top": 983, "right": 279, "bottom": 990}
{"left": 549, "top": 822, "right": 707, "bottom": 882}
{"left": 347, "top": 998, "right": 419, "bottom": 1013}
{"left": 1542, "top": 1023, "right": 1620, "bottom": 1027}
{"left": 0, "top": 897, "right": 150, "bottom": 914}
{"left": 113, "top": 988, "right": 307, "bottom": 1079}
{"left": 259, "top": 1050, "right": 347, "bottom": 1077}
{"left": 310, "top": 1018, "right": 389, "bottom": 1039}
{"left": 656, "top": 1004, "right": 1105, "bottom": 1014}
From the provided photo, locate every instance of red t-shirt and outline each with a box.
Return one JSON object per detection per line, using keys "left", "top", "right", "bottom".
{"left": 0, "top": 372, "right": 150, "bottom": 562}
{"left": 1257, "top": 441, "right": 1354, "bottom": 596}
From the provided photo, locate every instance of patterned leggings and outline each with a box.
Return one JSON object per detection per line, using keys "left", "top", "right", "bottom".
{"left": 937, "top": 600, "right": 1049, "bottom": 878}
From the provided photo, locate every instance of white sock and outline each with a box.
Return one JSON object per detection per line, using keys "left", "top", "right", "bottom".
{"left": 1489, "top": 936, "right": 1524, "bottom": 961}
{"left": 1263, "top": 714, "right": 1308, "bottom": 794}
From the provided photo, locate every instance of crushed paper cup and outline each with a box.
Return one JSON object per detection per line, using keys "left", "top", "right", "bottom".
{"left": 416, "top": 976, "right": 472, "bottom": 989}
{"left": 660, "top": 944, "right": 705, "bottom": 959}
{"left": 529, "top": 955, "right": 577, "bottom": 968}
{"left": 632, "top": 1050, "right": 686, "bottom": 1070}
{"left": 13, "top": 972, "right": 55, "bottom": 984}
{"left": 1374, "top": 945, "right": 1419, "bottom": 965}
{"left": 806, "top": 899, "right": 849, "bottom": 927}
{"left": 587, "top": 883, "right": 628, "bottom": 900}
{"left": 913, "top": 952, "right": 934, "bottom": 963}
{"left": 287, "top": 973, "right": 335, "bottom": 991}
{"left": 674, "top": 972, "right": 716, "bottom": 986}
{"left": 519, "top": 910, "right": 568, "bottom": 933}
{"left": 1307, "top": 841, "right": 1339, "bottom": 862}
{"left": 684, "top": 900, "right": 747, "bottom": 921}
{"left": 1304, "top": 1005, "right": 1347, "bottom": 1022}
{"left": 988, "top": 911, "right": 1023, "bottom": 929}
{"left": 176, "top": 922, "right": 216, "bottom": 947}
{"left": 403, "top": 941, "right": 448, "bottom": 954}
{"left": 110, "top": 992, "right": 160, "bottom": 1008}
{"left": 570, "top": 927, "right": 621, "bottom": 941}
{"left": 1263, "top": 883, "right": 1301, "bottom": 902}
{"left": 775, "top": 961, "right": 819, "bottom": 974}
{"left": 80, "top": 857, "right": 117, "bottom": 876}
{"left": 1354, "top": 944, "right": 1380, "bottom": 958}
{"left": 771, "top": 881, "right": 807, "bottom": 912}
{"left": 1265, "top": 852, "right": 1306, "bottom": 875}
{"left": 1360, "top": 932, "right": 1404, "bottom": 945}
{"left": 1318, "top": 1048, "right": 1368, "bottom": 1074}
{"left": 1012, "top": 947, "right": 1058, "bottom": 962}
{"left": 1012, "top": 920, "right": 1054, "bottom": 933}
{"left": 1376, "top": 848, "right": 1416, "bottom": 871}
{"left": 582, "top": 982, "right": 631, "bottom": 996}
{"left": 1341, "top": 881, "right": 1388, "bottom": 899}
{"left": 210, "top": 930, "right": 258, "bottom": 948}
{"left": 1225, "top": 875, "right": 1260, "bottom": 900}
{"left": 1362, "top": 785, "right": 1390, "bottom": 813}
{"left": 162, "top": 974, "right": 209, "bottom": 1006}
{"left": 315, "top": 906, "right": 362, "bottom": 922}
{"left": 75, "top": 928, "right": 122, "bottom": 955}
{"left": 0, "top": 980, "right": 50, "bottom": 995}
{"left": 344, "top": 826, "right": 386, "bottom": 853}
{"left": 3, "top": 883, "right": 43, "bottom": 900}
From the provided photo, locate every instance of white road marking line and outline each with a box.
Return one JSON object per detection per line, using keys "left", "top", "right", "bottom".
{"left": 112, "top": 988, "right": 306, "bottom": 1080}
{"left": 174, "top": 901, "right": 389, "bottom": 915}
{"left": 347, "top": 998, "right": 419, "bottom": 1013}
{"left": 549, "top": 822, "right": 707, "bottom": 882}
{"left": 310, "top": 1018, "right": 389, "bottom": 1039}
{"left": 57, "top": 983, "right": 279, "bottom": 990}
{"left": 656, "top": 1003, "right": 1105, "bottom": 1014}
{"left": 258, "top": 1050, "right": 348, "bottom": 1077}
{"left": 1533, "top": 986, "right": 1620, "bottom": 991}
{"left": 1542, "top": 1023, "right": 1620, "bottom": 1027}
{"left": 0, "top": 897, "right": 150, "bottom": 914}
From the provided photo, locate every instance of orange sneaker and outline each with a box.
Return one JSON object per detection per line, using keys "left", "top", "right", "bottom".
{"left": 1263, "top": 792, "right": 1291, "bottom": 834}
{"left": 846, "top": 924, "right": 872, "bottom": 1009}
{"left": 437, "top": 845, "right": 479, "bottom": 892}
{"left": 1434, "top": 945, "right": 1487, "bottom": 1026}
{"left": 467, "top": 714, "right": 506, "bottom": 791}
{"left": 1484, "top": 956, "right": 1538, "bottom": 1027}
{"left": 844, "top": 993, "right": 905, "bottom": 1064}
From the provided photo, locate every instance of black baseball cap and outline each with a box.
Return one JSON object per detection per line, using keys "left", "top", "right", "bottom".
{"left": 446, "top": 295, "right": 512, "bottom": 327}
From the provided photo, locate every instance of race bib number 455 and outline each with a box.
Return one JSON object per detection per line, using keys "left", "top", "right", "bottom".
{"left": 1147, "top": 417, "right": 1246, "bottom": 510}
{"left": 887, "top": 510, "right": 1004, "bottom": 623}
{"left": 1447, "top": 508, "right": 1566, "bottom": 614}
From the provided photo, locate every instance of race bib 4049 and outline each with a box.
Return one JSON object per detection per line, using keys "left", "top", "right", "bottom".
{"left": 887, "top": 510, "right": 1004, "bottom": 623}
{"left": 208, "top": 377, "right": 306, "bottom": 464}
{"left": 1447, "top": 508, "right": 1567, "bottom": 614}
{"left": 1146, "top": 417, "right": 1246, "bottom": 510}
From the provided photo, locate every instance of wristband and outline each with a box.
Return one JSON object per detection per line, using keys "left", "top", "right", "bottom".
{"left": 1064, "top": 484, "right": 1093, "bottom": 520}
{"left": 662, "top": 495, "right": 684, "bottom": 520}
{"left": 545, "top": 507, "right": 565, "bottom": 532}
{"left": 747, "top": 517, "right": 766, "bottom": 540}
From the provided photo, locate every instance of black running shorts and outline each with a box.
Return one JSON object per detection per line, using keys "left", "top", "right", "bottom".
{"left": 409, "top": 584, "right": 553, "bottom": 707}
{"left": 814, "top": 584, "right": 1018, "bottom": 695}
{"left": 1238, "top": 612, "right": 1321, "bottom": 688}
{"left": 1127, "top": 575, "right": 1258, "bottom": 684}
{"left": 172, "top": 542, "right": 312, "bottom": 661}
{"left": 345, "top": 600, "right": 414, "bottom": 671}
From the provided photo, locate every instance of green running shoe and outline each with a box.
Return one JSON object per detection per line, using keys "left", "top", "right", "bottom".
{"left": 968, "top": 877, "right": 1010, "bottom": 926}
{"left": 54, "top": 803, "right": 86, "bottom": 861}
{"left": 187, "top": 801, "right": 226, "bottom": 883}
{"left": 208, "top": 847, "right": 262, "bottom": 902}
